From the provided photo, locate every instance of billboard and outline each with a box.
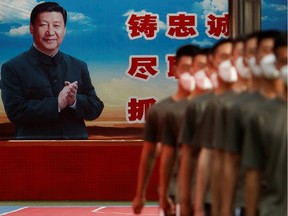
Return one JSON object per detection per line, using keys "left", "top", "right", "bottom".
{"left": 0, "top": 0, "right": 286, "bottom": 139}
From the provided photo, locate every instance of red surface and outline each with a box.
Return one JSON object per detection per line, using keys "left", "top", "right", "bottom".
{"left": 2, "top": 206, "right": 159, "bottom": 216}
{"left": 0, "top": 141, "right": 159, "bottom": 201}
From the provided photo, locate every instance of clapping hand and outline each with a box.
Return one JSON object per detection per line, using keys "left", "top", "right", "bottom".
{"left": 58, "top": 81, "right": 78, "bottom": 111}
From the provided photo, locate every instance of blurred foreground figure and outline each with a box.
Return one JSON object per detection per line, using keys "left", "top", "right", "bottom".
{"left": 132, "top": 44, "right": 199, "bottom": 215}
{"left": 160, "top": 48, "right": 211, "bottom": 216}
{"left": 243, "top": 31, "right": 287, "bottom": 216}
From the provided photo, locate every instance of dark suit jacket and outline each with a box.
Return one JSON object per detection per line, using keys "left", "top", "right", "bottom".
{"left": 1, "top": 46, "right": 104, "bottom": 139}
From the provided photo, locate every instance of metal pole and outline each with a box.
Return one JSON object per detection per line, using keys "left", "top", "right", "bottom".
{"left": 229, "top": 0, "right": 261, "bottom": 38}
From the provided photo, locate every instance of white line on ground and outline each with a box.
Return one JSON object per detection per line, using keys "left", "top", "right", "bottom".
{"left": 0, "top": 207, "right": 28, "bottom": 216}
{"left": 91, "top": 206, "right": 107, "bottom": 213}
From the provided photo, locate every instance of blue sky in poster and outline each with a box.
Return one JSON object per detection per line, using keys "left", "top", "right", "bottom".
{"left": 261, "top": 0, "right": 287, "bottom": 30}
{"left": 0, "top": 0, "right": 286, "bottom": 73}
{"left": 0, "top": 0, "right": 231, "bottom": 113}
{"left": 0, "top": 0, "right": 228, "bottom": 65}
{"left": 0, "top": 0, "right": 287, "bottom": 122}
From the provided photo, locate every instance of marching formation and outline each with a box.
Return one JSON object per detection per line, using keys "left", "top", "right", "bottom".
{"left": 132, "top": 30, "right": 287, "bottom": 216}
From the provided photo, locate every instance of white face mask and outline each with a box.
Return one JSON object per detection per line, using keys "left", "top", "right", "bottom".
{"left": 260, "top": 53, "right": 280, "bottom": 79}
{"left": 218, "top": 60, "right": 238, "bottom": 83}
{"left": 280, "top": 65, "right": 288, "bottom": 85}
{"left": 235, "top": 56, "right": 251, "bottom": 79}
{"left": 248, "top": 56, "right": 262, "bottom": 77}
{"left": 194, "top": 69, "right": 213, "bottom": 90}
{"left": 179, "top": 72, "right": 196, "bottom": 93}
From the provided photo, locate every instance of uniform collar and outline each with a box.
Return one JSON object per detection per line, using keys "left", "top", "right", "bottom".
{"left": 30, "top": 45, "right": 62, "bottom": 65}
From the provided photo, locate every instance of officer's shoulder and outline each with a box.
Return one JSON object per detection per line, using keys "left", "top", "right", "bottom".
{"left": 154, "top": 97, "right": 173, "bottom": 107}
{"left": 3, "top": 51, "right": 29, "bottom": 66}
{"left": 148, "top": 97, "right": 173, "bottom": 114}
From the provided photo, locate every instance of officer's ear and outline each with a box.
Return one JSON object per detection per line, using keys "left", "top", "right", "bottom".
{"left": 174, "top": 64, "right": 180, "bottom": 79}
{"left": 30, "top": 23, "right": 34, "bottom": 35}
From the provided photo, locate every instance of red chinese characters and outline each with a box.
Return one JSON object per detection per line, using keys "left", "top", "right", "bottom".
{"left": 125, "top": 12, "right": 159, "bottom": 40}
{"left": 126, "top": 97, "right": 157, "bottom": 123}
{"left": 205, "top": 12, "right": 229, "bottom": 39}
{"left": 166, "top": 12, "right": 199, "bottom": 39}
{"left": 165, "top": 54, "right": 176, "bottom": 79}
{"left": 125, "top": 11, "right": 229, "bottom": 40}
{"left": 124, "top": 10, "right": 229, "bottom": 123}
{"left": 126, "top": 55, "right": 159, "bottom": 80}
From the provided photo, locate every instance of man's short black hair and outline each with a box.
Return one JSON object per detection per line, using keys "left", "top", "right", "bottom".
{"left": 30, "top": 2, "right": 67, "bottom": 26}
{"left": 244, "top": 31, "right": 260, "bottom": 43}
{"left": 211, "top": 38, "right": 234, "bottom": 55}
{"left": 234, "top": 36, "right": 244, "bottom": 44}
{"left": 175, "top": 44, "right": 200, "bottom": 64}
{"left": 274, "top": 31, "right": 287, "bottom": 54}
{"left": 257, "top": 30, "right": 280, "bottom": 46}
{"left": 196, "top": 47, "right": 211, "bottom": 56}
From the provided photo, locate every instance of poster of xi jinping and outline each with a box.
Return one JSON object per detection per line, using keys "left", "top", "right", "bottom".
{"left": 0, "top": 0, "right": 286, "bottom": 140}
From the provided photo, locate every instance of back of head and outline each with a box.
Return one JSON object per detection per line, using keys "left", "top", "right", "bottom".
{"left": 30, "top": 2, "right": 67, "bottom": 26}
{"left": 175, "top": 44, "right": 200, "bottom": 64}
